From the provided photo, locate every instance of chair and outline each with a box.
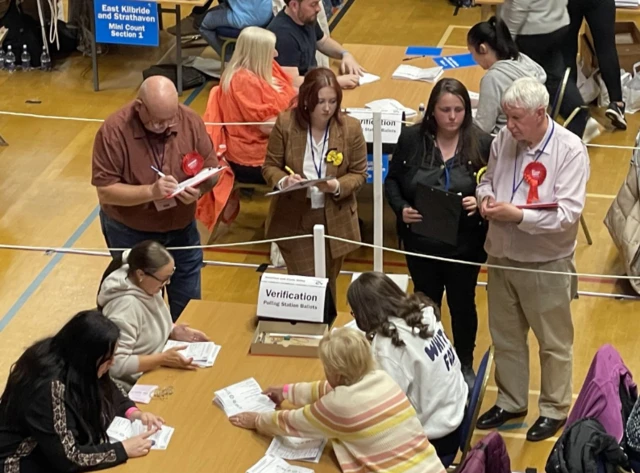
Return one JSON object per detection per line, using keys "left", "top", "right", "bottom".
{"left": 552, "top": 68, "right": 593, "bottom": 246}
{"left": 216, "top": 26, "right": 242, "bottom": 74}
{"left": 440, "top": 345, "right": 495, "bottom": 470}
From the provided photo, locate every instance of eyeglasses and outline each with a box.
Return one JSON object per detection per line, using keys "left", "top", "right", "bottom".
{"left": 144, "top": 267, "right": 176, "bottom": 286}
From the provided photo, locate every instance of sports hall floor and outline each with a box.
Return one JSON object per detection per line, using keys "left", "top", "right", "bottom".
{"left": 1, "top": 0, "right": 639, "bottom": 470}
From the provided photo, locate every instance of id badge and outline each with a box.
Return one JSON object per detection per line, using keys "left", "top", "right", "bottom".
{"left": 310, "top": 188, "right": 325, "bottom": 209}
{"left": 154, "top": 198, "right": 177, "bottom": 211}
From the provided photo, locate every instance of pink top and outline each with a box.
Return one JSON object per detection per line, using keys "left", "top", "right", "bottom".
{"left": 476, "top": 116, "right": 590, "bottom": 262}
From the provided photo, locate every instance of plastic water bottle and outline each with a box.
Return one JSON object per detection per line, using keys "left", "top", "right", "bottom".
{"left": 0, "top": 49, "right": 5, "bottom": 71}
{"left": 40, "top": 46, "right": 51, "bottom": 72}
{"left": 20, "top": 44, "right": 31, "bottom": 71}
{"left": 418, "top": 103, "right": 426, "bottom": 121}
{"left": 4, "top": 45, "right": 16, "bottom": 72}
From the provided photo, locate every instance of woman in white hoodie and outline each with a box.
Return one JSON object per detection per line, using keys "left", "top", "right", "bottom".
{"left": 97, "top": 240, "right": 209, "bottom": 391}
{"left": 346, "top": 271, "right": 468, "bottom": 460}
{"left": 468, "top": 16, "right": 547, "bottom": 134}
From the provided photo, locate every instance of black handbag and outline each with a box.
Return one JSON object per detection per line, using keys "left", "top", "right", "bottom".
{"left": 142, "top": 64, "right": 206, "bottom": 91}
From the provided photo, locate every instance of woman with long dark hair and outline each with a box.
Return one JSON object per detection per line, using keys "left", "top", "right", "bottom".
{"left": 0, "top": 310, "right": 163, "bottom": 472}
{"left": 385, "top": 78, "right": 492, "bottom": 390}
{"left": 347, "top": 271, "right": 467, "bottom": 460}
{"left": 467, "top": 16, "right": 546, "bottom": 134}
{"left": 98, "top": 240, "right": 209, "bottom": 391}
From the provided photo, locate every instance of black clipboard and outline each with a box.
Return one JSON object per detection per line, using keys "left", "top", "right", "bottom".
{"left": 411, "top": 183, "right": 462, "bottom": 246}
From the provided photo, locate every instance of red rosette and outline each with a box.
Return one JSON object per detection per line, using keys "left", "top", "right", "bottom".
{"left": 523, "top": 161, "right": 547, "bottom": 204}
{"left": 182, "top": 151, "right": 204, "bottom": 176}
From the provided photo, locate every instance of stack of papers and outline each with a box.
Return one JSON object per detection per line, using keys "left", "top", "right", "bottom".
{"left": 213, "top": 378, "right": 276, "bottom": 417}
{"left": 265, "top": 177, "right": 332, "bottom": 196}
{"left": 107, "top": 417, "right": 175, "bottom": 450}
{"left": 163, "top": 340, "right": 221, "bottom": 368}
{"left": 359, "top": 72, "right": 380, "bottom": 86}
{"left": 247, "top": 455, "right": 315, "bottom": 473}
{"left": 616, "top": 0, "right": 639, "bottom": 7}
{"left": 128, "top": 384, "right": 158, "bottom": 404}
{"left": 365, "top": 98, "right": 417, "bottom": 118}
{"left": 392, "top": 64, "right": 443, "bottom": 83}
{"left": 266, "top": 436, "right": 327, "bottom": 463}
{"left": 166, "top": 166, "right": 227, "bottom": 199}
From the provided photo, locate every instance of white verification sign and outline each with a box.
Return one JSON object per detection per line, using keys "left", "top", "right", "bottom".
{"left": 346, "top": 109, "right": 403, "bottom": 144}
{"left": 257, "top": 274, "right": 328, "bottom": 323}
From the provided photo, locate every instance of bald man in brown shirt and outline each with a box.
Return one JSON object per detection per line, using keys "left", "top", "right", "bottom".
{"left": 92, "top": 76, "right": 219, "bottom": 320}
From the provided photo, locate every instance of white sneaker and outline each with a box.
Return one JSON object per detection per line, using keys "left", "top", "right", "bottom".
{"left": 583, "top": 118, "right": 602, "bottom": 144}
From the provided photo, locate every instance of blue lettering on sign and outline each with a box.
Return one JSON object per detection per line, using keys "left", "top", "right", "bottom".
{"left": 366, "top": 153, "right": 389, "bottom": 184}
{"left": 94, "top": 0, "right": 159, "bottom": 47}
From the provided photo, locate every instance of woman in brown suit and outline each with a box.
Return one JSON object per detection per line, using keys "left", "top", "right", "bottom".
{"left": 262, "top": 68, "right": 367, "bottom": 308}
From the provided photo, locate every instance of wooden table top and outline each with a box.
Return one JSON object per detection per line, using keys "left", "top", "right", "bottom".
{"left": 112, "top": 301, "right": 350, "bottom": 473}
{"left": 338, "top": 44, "right": 485, "bottom": 113}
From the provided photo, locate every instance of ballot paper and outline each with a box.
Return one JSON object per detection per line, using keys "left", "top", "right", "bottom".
{"left": 247, "top": 455, "right": 315, "bottom": 473}
{"left": 266, "top": 436, "right": 327, "bottom": 463}
{"left": 358, "top": 72, "right": 380, "bottom": 86}
{"left": 106, "top": 417, "right": 175, "bottom": 450}
{"left": 365, "top": 98, "right": 417, "bottom": 118}
{"left": 128, "top": 384, "right": 158, "bottom": 404}
{"left": 392, "top": 64, "right": 443, "bottom": 83}
{"left": 162, "top": 340, "right": 221, "bottom": 368}
{"left": 213, "top": 378, "right": 276, "bottom": 417}
{"left": 166, "top": 166, "right": 227, "bottom": 199}
{"left": 265, "top": 177, "right": 333, "bottom": 196}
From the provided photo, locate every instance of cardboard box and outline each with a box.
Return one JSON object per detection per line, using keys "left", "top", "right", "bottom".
{"left": 584, "top": 21, "right": 640, "bottom": 73}
{"left": 250, "top": 320, "right": 328, "bottom": 358}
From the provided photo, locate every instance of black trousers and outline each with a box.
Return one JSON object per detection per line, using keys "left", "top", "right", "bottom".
{"left": 516, "top": 26, "right": 588, "bottom": 138}
{"left": 405, "top": 254, "right": 480, "bottom": 367}
{"left": 229, "top": 161, "right": 266, "bottom": 185}
{"left": 562, "top": 0, "right": 622, "bottom": 103}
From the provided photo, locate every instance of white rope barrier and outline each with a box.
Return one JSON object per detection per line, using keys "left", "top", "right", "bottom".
{"left": 1, "top": 110, "right": 639, "bottom": 151}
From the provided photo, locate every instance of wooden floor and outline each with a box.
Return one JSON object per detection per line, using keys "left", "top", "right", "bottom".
{"left": 1, "top": 0, "right": 640, "bottom": 470}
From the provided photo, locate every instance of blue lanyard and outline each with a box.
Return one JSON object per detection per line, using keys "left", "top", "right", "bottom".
{"left": 510, "top": 121, "right": 555, "bottom": 203}
{"left": 308, "top": 122, "right": 330, "bottom": 178}
{"left": 443, "top": 160, "right": 454, "bottom": 192}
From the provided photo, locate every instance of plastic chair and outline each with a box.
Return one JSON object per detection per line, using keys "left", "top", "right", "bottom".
{"left": 216, "top": 26, "right": 242, "bottom": 74}
{"left": 440, "top": 345, "right": 495, "bottom": 470}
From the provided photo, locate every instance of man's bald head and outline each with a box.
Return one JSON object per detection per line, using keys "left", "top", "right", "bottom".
{"left": 136, "top": 76, "right": 179, "bottom": 133}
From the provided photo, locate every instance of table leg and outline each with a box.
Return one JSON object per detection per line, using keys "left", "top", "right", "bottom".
{"left": 90, "top": 0, "right": 99, "bottom": 91}
{"left": 175, "top": 4, "right": 183, "bottom": 96}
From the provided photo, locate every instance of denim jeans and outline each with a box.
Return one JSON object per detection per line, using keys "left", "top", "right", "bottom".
{"left": 199, "top": 5, "right": 235, "bottom": 60}
{"left": 99, "top": 211, "right": 203, "bottom": 321}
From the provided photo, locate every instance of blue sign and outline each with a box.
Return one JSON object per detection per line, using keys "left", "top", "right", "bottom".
{"left": 366, "top": 154, "right": 389, "bottom": 184}
{"left": 94, "top": 0, "right": 159, "bottom": 47}
{"left": 434, "top": 53, "right": 477, "bottom": 70}
{"left": 405, "top": 46, "right": 442, "bottom": 56}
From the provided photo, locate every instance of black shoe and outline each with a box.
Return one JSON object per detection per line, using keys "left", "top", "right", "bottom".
{"left": 526, "top": 416, "right": 566, "bottom": 442}
{"left": 461, "top": 364, "right": 476, "bottom": 392}
{"left": 476, "top": 405, "right": 527, "bottom": 430}
{"left": 605, "top": 102, "right": 627, "bottom": 130}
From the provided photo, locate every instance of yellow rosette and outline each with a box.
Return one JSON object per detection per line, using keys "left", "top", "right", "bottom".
{"left": 326, "top": 150, "right": 343, "bottom": 166}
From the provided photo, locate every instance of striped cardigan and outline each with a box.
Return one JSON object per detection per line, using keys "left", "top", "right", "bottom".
{"left": 256, "top": 370, "right": 446, "bottom": 473}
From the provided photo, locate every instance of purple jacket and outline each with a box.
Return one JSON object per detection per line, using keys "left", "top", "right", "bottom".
{"left": 567, "top": 344, "right": 637, "bottom": 441}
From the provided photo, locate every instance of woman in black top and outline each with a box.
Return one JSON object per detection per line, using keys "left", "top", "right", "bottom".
{"left": 385, "top": 78, "right": 493, "bottom": 389}
{"left": 0, "top": 310, "right": 163, "bottom": 473}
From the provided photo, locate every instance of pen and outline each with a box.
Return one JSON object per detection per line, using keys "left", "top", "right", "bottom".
{"left": 402, "top": 55, "right": 427, "bottom": 62}
{"left": 151, "top": 166, "right": 166, "bottom": 178}
{"left": 284, "top": 166, "right": 295, "bottom": 176}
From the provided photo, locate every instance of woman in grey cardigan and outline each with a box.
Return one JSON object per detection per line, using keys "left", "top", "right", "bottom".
{"left": 468, "top": 16, "right": 547, "bottom": 134}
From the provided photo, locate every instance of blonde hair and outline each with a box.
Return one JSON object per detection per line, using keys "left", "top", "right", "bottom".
{"left": 221, "top": 27, "right": 278, "bottom": 92}
{"left": 319, "top": 328, "right": 376, "bottom": 386}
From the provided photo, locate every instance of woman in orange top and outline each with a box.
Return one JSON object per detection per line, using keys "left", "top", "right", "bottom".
{"left": 204, "top": 26, "right": 297, "bottom": 184}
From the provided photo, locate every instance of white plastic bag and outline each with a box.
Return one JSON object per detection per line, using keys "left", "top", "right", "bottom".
{"left": 578, "top": 62, "right": 600, "bottom": 104}
{"left": 598, "top": 69, "right": 632, "bottom": 108}
{"left": 623, "top": 62, "right": 640, "bottom": 114}
{"left": 270, "top": 242, "right": 286, "bottom": 268}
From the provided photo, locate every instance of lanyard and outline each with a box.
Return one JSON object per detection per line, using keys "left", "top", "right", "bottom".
{"left": 510, "top": 121, "right": 555, "bottom": 203}
{"left": 308, "top": 122, "right": 330, "bottom": 178}
{"left": 431, "top": 139, "right": 458, "bottom": 192}
{"left": 146, "top": 134, "right": 167, "bottom": 171}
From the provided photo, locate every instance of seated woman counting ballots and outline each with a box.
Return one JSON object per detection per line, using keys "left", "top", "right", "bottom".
{"left": 97, "top": 240, "right": 209, "bottom": 391}
{"left": 347, "top": 271, "right": 468, "bottom": 460}
{"left": 0, "top": 310, "right": 164, "bottom": 472}
{"left": 228, "top": 328, "right": 447, "bottom": 473}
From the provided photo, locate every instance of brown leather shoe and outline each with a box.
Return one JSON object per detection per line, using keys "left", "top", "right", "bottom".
{"left": 476, "top": 405, "right": 528, "bottom": 430}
